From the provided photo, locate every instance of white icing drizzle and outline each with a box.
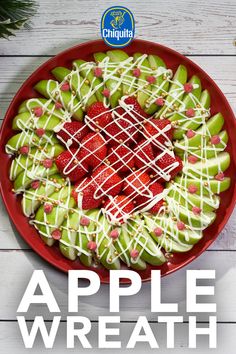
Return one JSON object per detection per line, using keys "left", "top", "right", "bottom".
{"left": 5, "top": 52, "right": 230, "bottom": 268}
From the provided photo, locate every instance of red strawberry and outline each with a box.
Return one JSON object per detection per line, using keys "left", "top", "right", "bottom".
{"left": 122, "top": 96, "right": 149, "bottom": 123}
{"left": 104, "top": 195, "right": 134, "bottom": 224}
{"left": 157, "top": 153, "right": 183, "bottom": 179}
{"left": 105, "top": 117, "right": 139, "bottom": 146}
{"left": 86, "top": 102, "right": 113, "bottom": 130}
{"left": 144, "top": 118, "right": 173, "bottom": 147}
{"left": 172, "top": 155, "right": 183, "bottom": 176}
{"left": 123, "top": 170, "right": 151, "bottom": 197}
{"left": 134, "top": 139, "right": 155, "bottom": 169}
{"left": 92, "top": 164, "right": 123, "bottom": 198}
{"left": 72, "top": 177, "right": 103, "bottom": 209}
{"left": 57, "top": 121, "right": 89, "bottom": 148}
{"left": 55, "top": 149, "right": 88, "bottom": 182}
{"left": 136, "top": 182, "right": 164, "bottom": 214}
{"left": 107, "top": 145, "right": 135, "bottom": 173}
{"left": 79, "top": 132, "right": 107, "bottom": 168}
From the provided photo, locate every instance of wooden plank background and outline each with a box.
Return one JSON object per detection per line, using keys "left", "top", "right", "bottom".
{"left": 0, "top": 0, "right": 236, "bottom": 352}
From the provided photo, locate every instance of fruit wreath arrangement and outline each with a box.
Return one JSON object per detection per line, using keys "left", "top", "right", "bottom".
{"left": 5, "top": 50, "right": 231, "bottom": 270}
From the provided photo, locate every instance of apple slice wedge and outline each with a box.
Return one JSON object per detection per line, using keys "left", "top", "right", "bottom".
{"left": 155, "top": 64, "right": 188, "bottom": 118}
{"left": 183, "top": 152, "right": 230, "bottom": 178}
{"left": 174, "top": 176, "right": 231, "bottom": 196}
{"left": 51, "top": 66, "right": 97, "bottom": 108}
{"left": 22, "top": 174, "right": 63, "bottom": 217}
{"left": 73, "top": 59, "right": 104, "bottom": 101}
{"left": 175, "top": 112, "right": 225, "bottom": 154}
{"left": 144, "top": 215, "right": 194, "bottom": 252}
{"left": 129, "top": 218, "right": 166, "bottom": 265}
{"left": 10, "top": 143, "right": 64, "bottom": 181}
{"left": 33, "top": 186, "right": 76, "bottom": 246}
{"left": 114, "top": 224, "right": 147, "bottom": 270}
{"left": 94, "top": 52, "right": 122, "bottom": 108}
{"left": 34, "top": 79, "right": 83, "bottom": 120}
{"left": 173, "top": 89, "right": 211, "bottom": 140}
{"left": 95, "top": 215, "right": 121, "bottom": 270}
{"left": 5, "top": 131, "right": 58, "bottom": 155}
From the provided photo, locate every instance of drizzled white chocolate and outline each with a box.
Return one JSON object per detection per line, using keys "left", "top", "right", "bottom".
{"left": 6, "top": 53, "right": 229, "bottom": 268}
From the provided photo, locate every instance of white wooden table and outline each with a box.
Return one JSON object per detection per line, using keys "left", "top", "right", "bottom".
{"left": 0, "top": 0, "right": 236, "bottom": 352}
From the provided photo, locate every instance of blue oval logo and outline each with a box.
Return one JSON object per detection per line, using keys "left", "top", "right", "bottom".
{"left": 101, "top": 6, "right": 135, "bottom": 48}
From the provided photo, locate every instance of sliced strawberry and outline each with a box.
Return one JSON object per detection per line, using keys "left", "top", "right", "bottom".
{"left": 134, "top": 139, "right": 155, "bottom": 169}
{"left": 156, "top": 153, "right": 183, "bottom": 179}
{"left": 92, "top": 164, "right": 123, "bottom": 198}
{"left": 105, "top": 117, "right": 139, "bottom": 146}
{"left": 86, "top": 102, "right": 113, "bottom": 130}
{"left": 104, "top": 195, "right": 134, "bottom": 224}
{"left": 55, "top": 149, "right": 88, "bottom": 182}
{"left": 57, "top": 121, "right": 89, "bottom": 147}
{"left": 123, "top": 170, "right": 151, "bottom": 197}
{"left": 136, "top": 182, "right": 164, "bottom": 214}
{"left": 79, "top": 132, "right": 107, "bottom": 168}
{"left": 144, "top": 118, "right": 173, "bottom": 147}
{"left": 72, "top": 177, "right": 103, "bottom": 209}
{"left": 107, "top": 145, "right": 135, "bottom": 173}
{"left": 123, "top": 96, "right": 149, "bottom": 123}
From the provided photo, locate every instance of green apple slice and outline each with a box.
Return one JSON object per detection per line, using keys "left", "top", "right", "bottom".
{"left": 148, "top": 215, "right": 203, "bottom": 245}
{"left": 133, "top": 52, "right": 152, "bottom": 109}
{"left": 107, "top": 50, "right": 136, "bottom": 96}
{"left": 51, "top": 66, "right": 97, "bottom": 107}
{"left": 73, "top": 59, "right": 104, "bottom": 101}
{"left": 166, "top": 197, "right": 216, "bottom": 229}
{"left": 94, "top": 52, "right": 107, "bottom": 62}
{"left": 12, "top": 112, "right": 32, "bottom": 130}
{"left": 5, "top": 131, "right": 58, "bottom": 155}
{"left": 145, "top": 54, "right": 169, "bottom": 114}
{"left": 33, "top": 186, "right": 75, "bottom": 246}
{"left": 18, "top": 98, "right": 49, "bottom": 113}
{"left": 148, "top": 54, "right": 166, "bottom": 71}
{"left": 34, "top": 79, "right": 83, "bottom": 120}
{"left": 156, "top": 64, "right": 188, "bottom": 118}
{"left": 174, "top": 176, "right": 231, "bottom": 195}
{"left": 173, "top": 89, "right": 211, "bottom": 140}
{"left": 10, "top": 146, "right": 38, "bottom": 180}
{"left": 167, "top": 186, "right": 220, "bottom": 212}
{"left": 10, "top": 144, "right": 64, "bottom": 181}
{"left": 94, "top": 52, "right": 122, "bottom": 108}
{"left": 178, "top": 205, "right": 216, "bottom": 229}
{"left": 129, "top": 218, "right": 166, "bottom": 265}
{"left": 59, "top": 209, "right": 97, "bottom": 264}
{"left": 12, "top": 111, "right": 63, "bottom": 131}
{"left": 113, "top": 224, "right": 147, "bottom": 270}
{"left": 95, "top": 215, "right": 120, "bottom": 270}
{"left": 59, "top": 212, "right": 79, "bottom": 261}
{"left": 77, "top": 209, "right": 99, "bottom": 267}
{"left": 22, "top": 174, "right": 64, "bottom": 217}
{"left": 193, "top": 130, "right": 228, "bottom": 159}
{"left": 169, "top": 75, "right": 202, "bottom": 122}
{"left": 144, "top": 215, "right": 194, "bottom": 252}
{"left": 175, "top": 112, "right": 225, "bottom": 154}
{"left": 183, "top": 152, "right": 230, "bottom": 178}
{"left": 14, "top": 162, "right": 58, "bottom": 192}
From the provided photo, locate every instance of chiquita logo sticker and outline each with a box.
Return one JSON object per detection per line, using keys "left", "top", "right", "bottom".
{"left": 101, "top": 6, "right": 135, "bottom": 48}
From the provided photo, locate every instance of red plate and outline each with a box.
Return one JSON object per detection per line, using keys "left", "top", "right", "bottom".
{"left": 0, "top": 39, "right": 236, "bottom": 283}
